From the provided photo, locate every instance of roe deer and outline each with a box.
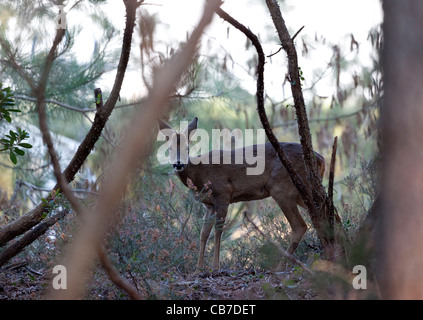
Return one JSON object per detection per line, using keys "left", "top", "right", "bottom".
{"left": 158, "top": 117, "right": 325, "bottom": 270}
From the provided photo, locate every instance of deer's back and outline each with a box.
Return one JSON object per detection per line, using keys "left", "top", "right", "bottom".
{"left": 181, "top": 142, "right": 325, "bottom": 205}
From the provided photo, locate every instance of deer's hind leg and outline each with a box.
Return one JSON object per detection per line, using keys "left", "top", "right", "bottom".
{"left": 270, "top": 194, "right": 307, "bottom": 255}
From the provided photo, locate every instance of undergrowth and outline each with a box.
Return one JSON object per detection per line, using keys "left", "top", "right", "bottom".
{"left": 2, "top": 155, "right": 379, "bottom": 299}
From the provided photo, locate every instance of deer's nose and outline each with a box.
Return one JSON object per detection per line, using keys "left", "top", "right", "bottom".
{"left": 173, "top": 160, "right": 184, "bottom": 171}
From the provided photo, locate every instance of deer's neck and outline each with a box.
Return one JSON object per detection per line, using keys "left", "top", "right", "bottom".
{"left": 175, "top": 161, "right": 196, "bottom": 188}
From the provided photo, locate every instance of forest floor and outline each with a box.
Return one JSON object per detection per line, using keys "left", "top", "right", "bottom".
{"left": 162, "top": 268, "right": 316, "bottom": 300}
{"left": 0, "top": 261, "right": 317, "bottom": 300}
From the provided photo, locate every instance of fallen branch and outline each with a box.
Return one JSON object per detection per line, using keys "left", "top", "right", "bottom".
{"left": 0, "top": 209, "right": 69, "bottom": 267}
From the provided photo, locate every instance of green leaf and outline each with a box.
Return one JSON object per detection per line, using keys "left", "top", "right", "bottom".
{"left": 18, "top": 143, "right": 32, "bottom": 149}
{"left": 14, "top": 148, "right": 25, "bottom": 156}
{"left": 9, "top": 150, "right": 17, "bottom": 164}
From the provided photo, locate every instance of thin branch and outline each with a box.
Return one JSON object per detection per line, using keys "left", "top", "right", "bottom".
{"left": 267, "top": 26, "right": 304, "bottom": 58}
{"left": 11, "top": 179, "right": 99, "bottom": 196}
{"left": 97, "top": 244, "right": 143, "bottom": 300}
{"left": 267, "top": 46, "right": 283, "bottom": 58}
{"left": 0, "top": 161, "right": 51, "bottom": 172}
{"left": 67, "top": 0, "right": 84, "bottom": 12}
{"left": 14, "top": 95, "right": 95, "bottom": 113}
{"left": 0, "top": 37, "right": 37, "bottom": 90}
{"left": 328, "top": 136, "right": 338, "bottom": 229}
{"left": 273, "top": 102, "right": 379, "bottom": 128}
{"left": 291, "top": 25, "right": 305, "bottom": 41}
{"left": 265, "top": 0, "right": 344, "bottom": 256}
{"left": 266, "top": 0, "right": 323, "bottom": 190}
{"left": 14, "top": 93, "right": 200, "bottom": 114}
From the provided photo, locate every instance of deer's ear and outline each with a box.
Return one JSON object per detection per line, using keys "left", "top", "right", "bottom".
{"left": 187, "top": 117, "right": 198, "bottom": 140}
{"left": 158, "top": 119, "right": 172, "bottom": 131}
{"left": 157, "top": 119, "right": 173, "bottom": 142}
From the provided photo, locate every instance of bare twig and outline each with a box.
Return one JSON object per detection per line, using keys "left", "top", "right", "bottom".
{"left": 97, "top": 244, "right": 143, "bottom": 300}
{"left": 4, "top": 260, "right": 28, "bottom": 270}
{"left": 267, "top": 26, "right": 304, "bottom": 58}
{"left": 291, "top": 25, "right": 305, "bottom": 41}
{"left": 10, "top": 179, "right": 99, "bottom": 196}
{"left": 14, "top": 95, "right": 95, "bottom": 113}
{"left": 267, "top": 46, "right": 283, "bottom": 58}
{"left": 265, "top": 0, "right": 323, "bottom": 195}
{"left": 24, "top": 265, "right": 43, "bottom": 276}
{"left": 273, "top": 102, "right": 379, "bottom": 128}
{"left": 0, "top": 161, "right": 50, "bottom": 172}
{"left": 328, "top": 136, "right": 338, "bottom": 227}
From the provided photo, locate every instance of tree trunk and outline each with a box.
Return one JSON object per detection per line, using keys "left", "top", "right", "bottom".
{"left": 379, "top": 0, "right": 423, "bottom": 299}
{"left": 265, "top": 0, "right": 335, "bottom": 255}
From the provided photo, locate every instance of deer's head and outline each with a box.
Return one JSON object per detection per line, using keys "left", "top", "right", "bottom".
{"left": 158, "top": 117, "right": 198, "bottom": 172}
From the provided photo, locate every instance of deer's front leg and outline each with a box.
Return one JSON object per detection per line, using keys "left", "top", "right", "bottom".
{"left": 212, "top": 204, "right": 228, "bottom": 271}
{"left": 197, "top": 205, "right": 214, "bottom": 271}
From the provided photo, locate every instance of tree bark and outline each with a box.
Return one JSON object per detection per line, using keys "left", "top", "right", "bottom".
{"left": 379, "top": 0, "right": 423, "bottom": 299}
{"left": 0, "top": 209, "right": 68, "bottom": 267}
{"left": 265, "top": 0, "right": 339, "bottom": 254}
